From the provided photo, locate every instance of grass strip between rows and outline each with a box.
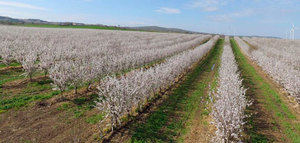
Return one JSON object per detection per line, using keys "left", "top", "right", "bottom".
{"left": 230, "top": 38, "right": 300, "bottom": 143}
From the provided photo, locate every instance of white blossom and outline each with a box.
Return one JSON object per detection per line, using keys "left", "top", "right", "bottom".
{"left": 211, "top": 37, "right": 249, "bottom": 143}
{"left": 235, "top": 37, "right": 300, "bottom": 102}
{"left": 96, "top": 36, "right": 219, "bottom": 129}
{"left": 0, "top": 25, "right": 211, "bottom": 91}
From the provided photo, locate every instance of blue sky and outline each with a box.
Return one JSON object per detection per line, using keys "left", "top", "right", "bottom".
{"left": 0, "top": 0, "right": 299, "bottom": 38}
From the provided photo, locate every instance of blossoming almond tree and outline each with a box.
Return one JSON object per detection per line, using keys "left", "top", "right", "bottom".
{"left": 0, "top": 25, "right": 211, "bottom": 92}
{"left": 96, "top": 36, "right": 219, "bottom": 130}
{"left": 20, "top": 51, "right": 38, "bottom": 81}
{"left": 0, "top": 39, "right": 14, "bottom": 65}
{"left": 235, "top": 37, "right": 300, "bottom": 102}
{"left": 210, "top": 37, "right": 249, "bottom": 142}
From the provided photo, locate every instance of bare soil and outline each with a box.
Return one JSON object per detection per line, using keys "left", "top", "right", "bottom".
{"left": 0, "top": 100, "right": 102, "bottom": 143}
{"left": 3, "top": 76, "right": 48, "bottom": 89}
{"left": 183, "top": 64, "right": 218, "bottom": 143}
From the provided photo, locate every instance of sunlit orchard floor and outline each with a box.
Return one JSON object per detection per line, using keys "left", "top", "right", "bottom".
{"left": 0, "top": 38, "right": 299, "bottom": 143}
{"left": 0, "top": 40, "right": 222, "bottom": 143}
{"left": 0, "top": 62, "right": 104, "bottom": 142}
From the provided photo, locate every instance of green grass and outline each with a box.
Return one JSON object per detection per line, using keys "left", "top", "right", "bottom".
{"left": 0, "top": 71, "right": 57, "bottom": 111}
{"left": 57, "top": 102, "right": 71, "bottom": 111}
{"left": 0, "top": 70, "right": 24, "bottom": 87}
{"left": 56, "top": 93, "right": 99, "bottom": 119}
{"left": 129, "top": 39, "right": 224, "bottom": 143}
{"left": 86, "top": 113, "right": 104, "bottom": 124}
{"left": 230, "top": 38, "right": 300, "bottom": 143}
{"left": 0, "top": 69, "right": 45, "bottom": 88}
{"left": 177, "top": 41, "right": 222, "bottom": 143}
{"left": 0, "top": 62, "right": 21, "bottom": 68}
{"left": 72, "top": 94, "right": 99, "bottom": 118}
{"left": 0, "top": 91, "right": 57, "bottom": 110}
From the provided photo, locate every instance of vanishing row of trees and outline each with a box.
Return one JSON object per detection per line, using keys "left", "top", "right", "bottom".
{"left": 210, "top": 37, "right": 250, "bottom": 142}
{"left": 96, "top": 36, "right": 219, "bottom": 130}
{"left": 235, "top": 37, "right": 300, "bottom": 102}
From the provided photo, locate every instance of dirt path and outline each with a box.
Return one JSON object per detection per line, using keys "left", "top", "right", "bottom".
{"left": 0, "top": 103, "right": 101, "bottom": 143}
{"left": 181, "top": 60, "right": 219, "bottom": 143}
{"left": 181, "top": 40, "right": 223, "bottom": 143}
{"left": 165, "top": 40, "right": 222, "bottom": 143}
{"left": 231, "top": 39, "right": 300, "bottom": 143}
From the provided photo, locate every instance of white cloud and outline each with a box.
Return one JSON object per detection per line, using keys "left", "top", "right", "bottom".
{"left": 155, "top": 7, "right": 181, "bottom": 14}
{"left": 0, "top": 1, "right": 47, "bottom": 11}
{"left": 209, "top": 15, "right": 231, "bottom": 22}
{"left": 209, "top": 9, "right": 254, "bottom": 22}
{"left": 187, "top": 0, "right": 229, "bottom": 12}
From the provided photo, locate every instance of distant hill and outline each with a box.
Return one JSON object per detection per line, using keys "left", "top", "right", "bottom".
{"left": 246, "top": 35, "right": 281, "bottom": 39}
{"left": 0, "top": 16, "right": 21, "bottom": 23}
{"left": 126, "top": 26, "right": 202, "bottom": 34}
{"left": 0, "top": 16, "right": 85, "bottom": 25}
{"left": 228, "top": 34, "right": 281, "bottom": 39}
{"left": 0, "top": 16, "right": 48, "bottom": 24}
{"left": 0, "top": 16, "right": 201, "bottom": 34}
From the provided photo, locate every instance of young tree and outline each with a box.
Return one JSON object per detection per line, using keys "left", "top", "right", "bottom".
{"left": 20, "top": 51, "right": 38, "bottom": 81}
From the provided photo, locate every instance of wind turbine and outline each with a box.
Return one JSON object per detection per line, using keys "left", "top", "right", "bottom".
{"left": 290, "top": 24, "right": 295, "bottom": 40}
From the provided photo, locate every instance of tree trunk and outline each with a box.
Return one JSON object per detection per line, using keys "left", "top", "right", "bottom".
{"left": 29, "top": 74, "right": 33, "bottom": 82}
{"left": 75, "top": 86, "right": 78, "bottom": 94}
{"left": 86, "top": 83, "right": 91, "bottom": 92}
{"left": 44, "top": 70, "right": 48, "bottom": 77}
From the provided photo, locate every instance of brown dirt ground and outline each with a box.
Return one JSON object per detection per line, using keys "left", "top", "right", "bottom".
{"left": 182, "top": 54, "right": 219, "bottom": 143}
{"left": 0, "top": 100, "right": 102, "bottom": 143}
{"left": 183, "top": 104, "right": 216, "bottom": 143}
{"left": 0, "top": 64, "right": 181, "bottom": 143}
{"left": 0, "top": 72, "right": 102, "bottom": 143}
